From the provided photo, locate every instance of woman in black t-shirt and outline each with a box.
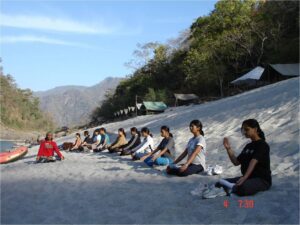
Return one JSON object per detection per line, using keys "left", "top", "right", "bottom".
{"left": 203, "top": 119, "right": 271, "bottom": 199}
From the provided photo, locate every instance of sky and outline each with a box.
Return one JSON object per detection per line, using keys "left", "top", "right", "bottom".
{"left": 0, "top": 0, "right": 218, "bottom": 91}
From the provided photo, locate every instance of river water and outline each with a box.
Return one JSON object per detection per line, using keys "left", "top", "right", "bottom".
{"left": 0, "top": 141, "right": 15, "bottom": 152}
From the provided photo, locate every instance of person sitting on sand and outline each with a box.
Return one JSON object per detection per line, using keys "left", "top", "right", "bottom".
{"left": 120, "top": 127, "right": 141, "bottom": 156}
{"left": 69, "top": 133, "right": 82, "bottom": 152}
{"left": 140, "top": 126, "right": 175, "bottom": 167}
{"left": 108, "top": 128, "right": 128, "bottom": 153}
{"left": 81, "top": 130, "right": 93, "bottom": 149}
{"left": 36, "top": 132, "right": 64, "bottom": 163}
{"left": 89, "top": 129, "right": 102, "bottom": 151}
{"left": 94, "top": 127, "right": 111, "bottom": 152}
{"left": 202, "top": 119, "right": 272, "bottom": 199}
{"left": 131, "top": 127, "right": 154, "bottom": 160}
{"left": 166, "top": 120, "right": 206, "bottom": 177}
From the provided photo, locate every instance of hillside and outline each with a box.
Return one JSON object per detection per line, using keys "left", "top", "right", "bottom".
{"left": 0, "top": 74, "right": 53, "bottom": 139}
{"left": 35, "top": 77, "right": 123, "bottom": 127}
{"left": 2, "top": 78, "right": 299, "bottom": 224}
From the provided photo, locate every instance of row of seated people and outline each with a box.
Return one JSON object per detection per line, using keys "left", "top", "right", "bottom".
{"left": 36, "top": 119, "right": 272, "bottom": 199}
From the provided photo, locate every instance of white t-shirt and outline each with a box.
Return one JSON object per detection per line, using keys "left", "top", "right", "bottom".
{"left": 132, "top": 135, "right": 154, "bottom": 154}
{"left": 186, "top": 135, "right": 206, "bottom": 168}
{"left": 94, "top": 134, "right": 101, "bottom": 144}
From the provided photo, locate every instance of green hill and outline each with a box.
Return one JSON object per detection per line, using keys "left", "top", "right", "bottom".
{"left": 0, "top": 70, "right": 54, "bottom": 133}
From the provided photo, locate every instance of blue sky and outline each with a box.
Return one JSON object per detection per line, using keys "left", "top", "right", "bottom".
{"left": 0, "top": 0, "right": 217, "bottom": 91}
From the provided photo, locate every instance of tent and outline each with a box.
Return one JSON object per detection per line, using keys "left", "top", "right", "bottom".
{"left": 261, "top": 63, "right": 300, "bottom": 82}
{"left": 140, "top": 101, "right": 167, "bottom": 115}
{"left": 174, "top": 93, "right": 199, "bottom": 106}
{"left": 270, "top": 64, "right": 299, "bottom": 76}
{"left": 231, "top": 66, "right": 265, "bottom": 85}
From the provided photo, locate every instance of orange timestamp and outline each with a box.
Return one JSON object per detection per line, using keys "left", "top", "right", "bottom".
{"left": 223, "top": 199, "right": 254, "bottom": 208}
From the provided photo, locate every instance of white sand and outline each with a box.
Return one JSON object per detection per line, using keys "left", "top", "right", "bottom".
{"left": 1, "top": 78, "right": 299, "bottom": 224}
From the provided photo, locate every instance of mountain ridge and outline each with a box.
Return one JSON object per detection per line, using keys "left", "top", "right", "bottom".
{"left": 35, "top": 77, "right": 124, "bottom": 127}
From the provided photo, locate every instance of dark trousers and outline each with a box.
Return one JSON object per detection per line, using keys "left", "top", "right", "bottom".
{"left": 167, "top": 164, "right": 204, "bottom": 177}
{"left": 216, "top": 176, "right": 271, "bottom": 196}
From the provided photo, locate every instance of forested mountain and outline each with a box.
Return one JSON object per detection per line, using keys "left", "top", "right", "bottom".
{"left": 0, "top": 71, "right": 54, "bottom": 132}
{"left": 90, "top": 0, "right": 299, "bottom": 123}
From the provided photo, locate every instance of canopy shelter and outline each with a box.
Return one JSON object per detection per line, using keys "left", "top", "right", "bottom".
{"left": 261, "top": 63, "right": 300, "bottom": 82}
{"left": 140, "top": 101, "right": 167, "bottom": 115}
{"left": 231, "top": 66, "right": 265, "bottom": 86}
{"left": 174, "top": 93, "right": 199, "bottom": 106}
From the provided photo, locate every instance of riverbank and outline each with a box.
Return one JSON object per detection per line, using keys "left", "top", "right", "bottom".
{"left": 0, "top": 124, "right": 43, "bottom": 142}
{"left": 1, "top": 78, "right": 299, "bottom": 224}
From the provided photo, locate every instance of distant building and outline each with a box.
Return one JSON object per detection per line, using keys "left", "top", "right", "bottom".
{"left": 140, "top": 101, "right": 168, "bottom": 115}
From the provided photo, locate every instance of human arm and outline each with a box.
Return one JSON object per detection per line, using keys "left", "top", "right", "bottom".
{"left": 140, "top": 146, "right": 160, "bottom": 161}
{"left": 53, "top": 142, "right": 64, "bottom": 159}
{"left": 109, "top": 137, "right": 119, "bottom": 148}
{"left": 172, "top": 149, "right": 188, "bottom": 165}
{"left": 132, "top": 137, "right": 152, "bottom": 155}
{"left": 223, "top": 137, "right": 240, "bottom": 166}
{"left": 179, "top": 146, "right": 202, "bottom": 172}
{"left": 123, "top": 136, "right": 136, "bottom": 151}
{"left": 152, "top": 138, "right": 174, "bottom": 161}
{"left": 236, "top": 159, "right": 258, "bottom": 185}
{"left": 36, "top": 142, "right": 45, "bottom": 160}
{"left": 71, "top": 138, "right": 81, "bottom": 150}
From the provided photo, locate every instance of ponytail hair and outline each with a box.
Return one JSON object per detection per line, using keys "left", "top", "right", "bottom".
{"left": 161, "top": 125, "right": 173, "bottom": 137}
{"left": 118, "top": 128, "right": 126, "bottom": 137}
{"left": 131, "top": 127, "right": 141, "bottom": 137}
{"left": 141, "top": 127, "right": 152, "bottom": 137}
{"left": 190, "top": 120, "right": 204, "bottom": 136}
{"left": 242, "top": 119, "right": 265, "bottom": 140}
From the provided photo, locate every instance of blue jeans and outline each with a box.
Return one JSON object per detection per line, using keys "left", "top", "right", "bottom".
{"left": 134, "top": 152, "right": 148, "bottom": 159}
{"left": 144, "top": 156, "right": 173, "bottom": 167}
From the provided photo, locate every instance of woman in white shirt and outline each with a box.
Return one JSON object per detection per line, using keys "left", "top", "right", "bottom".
{"left": 166, "top": 120, "right": 206, "bottom": 176}
{"left": 131, "top": 127, "right": 154, "bottom": 160}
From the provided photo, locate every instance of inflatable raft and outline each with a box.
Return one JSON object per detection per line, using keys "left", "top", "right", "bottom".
{"left": 0, "top": 146, "right": 28, "bottom": 164}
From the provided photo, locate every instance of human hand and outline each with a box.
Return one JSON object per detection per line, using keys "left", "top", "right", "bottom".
{"left": 223, "top": 137, "right": 231, "bottom": 150}
{"left": 179, "top": 164, "right": 188, "bottom": 173}
{"left": 140, "top": 155, "right": 148, "bottom": 161}
{"left": 236, "top": 176, "right": 247, "bottom": 186}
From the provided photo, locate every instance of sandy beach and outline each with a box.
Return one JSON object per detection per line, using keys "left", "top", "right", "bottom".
{"left": 1, "top": 78, "right": 299, "bottom": 224}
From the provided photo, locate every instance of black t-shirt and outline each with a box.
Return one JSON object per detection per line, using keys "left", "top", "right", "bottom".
{"left": 83, "top": 135, "right": 93, "bottom": 144}
{"left": 237, "top": 140, "right": 272, "bottom": 185}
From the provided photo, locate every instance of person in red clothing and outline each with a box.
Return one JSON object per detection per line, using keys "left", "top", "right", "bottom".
{"left": 36, "top": 132, "right": 65, "bottom": 163}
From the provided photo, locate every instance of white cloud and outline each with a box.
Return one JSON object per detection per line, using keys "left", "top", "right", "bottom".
{"left": 0, "top": 35, "right": 92, "bottom": 48}
{"left": 0, "top": 13, "right": 114, "bottom": 34}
